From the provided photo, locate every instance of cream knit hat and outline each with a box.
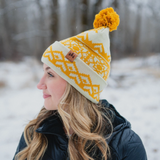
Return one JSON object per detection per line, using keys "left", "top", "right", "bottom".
{"left": 41, "top": 7, "right": 120, "bottom": 103}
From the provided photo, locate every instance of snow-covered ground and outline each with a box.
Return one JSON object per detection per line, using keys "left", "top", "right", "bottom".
{"left": 0, "top": 54, "right": 160, "bottom": 160}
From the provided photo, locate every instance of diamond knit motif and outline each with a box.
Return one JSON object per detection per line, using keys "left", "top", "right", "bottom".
{"left": 43, "top": 46, "right": 101, "bottom": 101}
{"left": 61, "top": 34, "right": 110, "bottom": 81}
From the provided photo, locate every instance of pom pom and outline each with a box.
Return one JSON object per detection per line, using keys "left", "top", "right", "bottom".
{"left": 93, "top": 7, "right": 120, "bottom": 32}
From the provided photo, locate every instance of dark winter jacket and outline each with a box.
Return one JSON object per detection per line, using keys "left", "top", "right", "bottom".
{"left": 13, "top": 99, "right": 147, "bottom": 160}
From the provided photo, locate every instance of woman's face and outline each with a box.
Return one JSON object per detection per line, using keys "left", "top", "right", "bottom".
{"left": 37, "top": 63, "right": 67, "bottom": 110}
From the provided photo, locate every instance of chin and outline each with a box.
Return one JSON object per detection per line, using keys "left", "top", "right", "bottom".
{"left": 44, "top": 106, "right": 57, "bottom": 110}
{"left": 44, "top": 102, "right": 57, "bottom": 110}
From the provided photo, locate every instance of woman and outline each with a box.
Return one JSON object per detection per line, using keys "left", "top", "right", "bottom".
{"left": 13, "top": 8, "right": 147, "bottom": 160}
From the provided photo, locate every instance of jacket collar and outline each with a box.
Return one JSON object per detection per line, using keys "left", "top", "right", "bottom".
{"left": 36, "top": 112, "right": 66, "bottom": 137}
{"left": 36, "top": 100, "right": 131, "bottom": 141}
{"left": 100, "top": 99, "right": 131, "bottom": 144}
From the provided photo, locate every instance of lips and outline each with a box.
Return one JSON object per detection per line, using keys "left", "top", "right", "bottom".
{"left": 43, "top": 94, "right": 51, "bottom": 99}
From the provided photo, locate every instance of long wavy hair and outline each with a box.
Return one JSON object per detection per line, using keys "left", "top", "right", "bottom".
{"left": 15, "top": 83, "right": 113, "bottom": 160}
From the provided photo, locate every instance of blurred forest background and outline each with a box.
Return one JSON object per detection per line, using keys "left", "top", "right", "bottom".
{"left": 0, "top": 0, "right": 160, "bottom": 61}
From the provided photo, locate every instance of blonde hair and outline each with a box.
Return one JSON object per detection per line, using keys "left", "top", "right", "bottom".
{"left": 15, "top": 83, "right": 113, "bottom": 160}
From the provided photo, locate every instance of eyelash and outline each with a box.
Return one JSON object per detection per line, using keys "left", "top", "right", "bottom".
{"left": 47, "top": 72, "right": 54, "bottom": 77}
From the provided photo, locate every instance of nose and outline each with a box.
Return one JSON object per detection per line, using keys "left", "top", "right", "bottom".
{"left": 37, "top": 76, "right": 46, "bottom": 90}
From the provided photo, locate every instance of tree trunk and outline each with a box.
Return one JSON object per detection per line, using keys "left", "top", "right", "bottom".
{"left": 80, "top": 0, "right": 89, "bottom": 32}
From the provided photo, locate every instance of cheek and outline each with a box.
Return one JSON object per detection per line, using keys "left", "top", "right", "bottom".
{"left": 50, "top": 80, "right": 67, "bottom": 100}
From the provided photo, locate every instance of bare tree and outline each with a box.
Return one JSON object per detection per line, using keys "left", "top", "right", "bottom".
{"left": 133, "top": 4, "right": 142, "bottom": 55}
{"left": 0, "top": 0, "right": 160, "bottom": 61}
{"left": 0, "top": 0, "right": 16, "bottom": 60}
{"left": 50, "top": 0, "right": 58, "bottom": 41}
{"left": 88, "top": 0, "right": 102, "bottom": 29}
{"left": 80, "top": 0, "right": 89, "bottom": 32}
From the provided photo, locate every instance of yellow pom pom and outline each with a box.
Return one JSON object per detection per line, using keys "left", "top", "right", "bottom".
{"left": 93, "top": 7, "right": 120, "bottom": 32}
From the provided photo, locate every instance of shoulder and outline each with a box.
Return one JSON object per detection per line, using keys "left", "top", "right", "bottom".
{"left": 15, "top": 132, "right": 27, "bottom": 152}
{"left": 100, "top": 99, "right": 147, "bottom": 160}
{"left": 13, "top": 132, "right": 27, "bottom": 160}
{"left": 109, "top": 126, "right": 147, "bottom": 160}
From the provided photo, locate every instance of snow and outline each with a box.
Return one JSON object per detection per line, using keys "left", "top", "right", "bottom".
{"left": 0, "top": 54, "right": 160, "bottom": 159}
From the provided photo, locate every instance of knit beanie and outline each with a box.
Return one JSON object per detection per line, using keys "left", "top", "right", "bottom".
{"left": 41, "top": 7, "right": 120, "bottom": 104}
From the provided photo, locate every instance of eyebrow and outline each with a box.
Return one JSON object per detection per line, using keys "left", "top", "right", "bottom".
{"left": 44, "top": 66, "right": 56, "bottom": 75}
{"left": 44, "top": 66, "right": 51, "bottom": 71}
